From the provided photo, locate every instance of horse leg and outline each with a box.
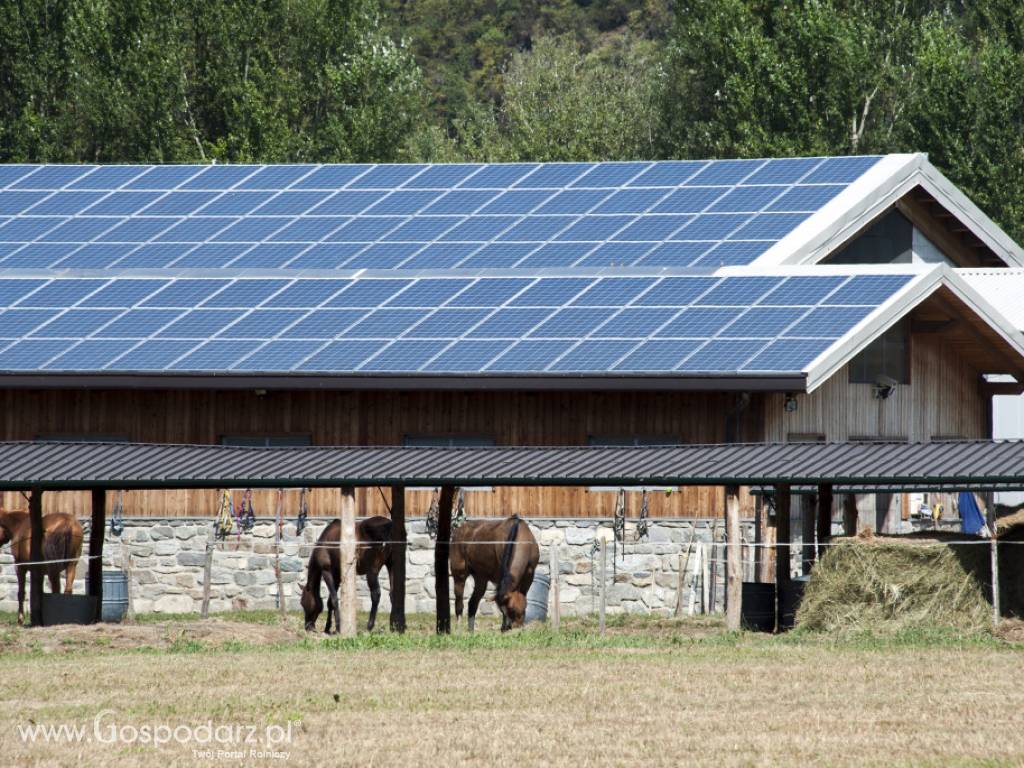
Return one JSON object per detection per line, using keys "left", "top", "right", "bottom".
{"left": 47, "top": 566, "right": 60, "bottom": 595}
{"left": 16, "top": 565, "right": 26, "bottom": 626}
{"left": 453, "top": 573, "right": 466, "bottom": 626}
{"left": 322, "top": 570, "right": 339, "bottom": 635}
{"left": 63, "top": 560, "right": 78, "bottom": 594}
{"left": 466, "top": 577, "right": 487, "bottom": 633}
{"left": 365, "top": 570, "right": 381, "bottom": 632}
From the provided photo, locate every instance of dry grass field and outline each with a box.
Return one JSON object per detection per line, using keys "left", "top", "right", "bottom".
{"left": 1, "top": 612, "right": 1023, "bottom": 767}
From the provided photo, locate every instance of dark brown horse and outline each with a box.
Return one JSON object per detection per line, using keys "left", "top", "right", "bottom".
{"left": 451, "top": 515, "right": 539, "bottom": 632}
{"left": 0, "top": 511, "right": 84, "bottom": 625}
{"left": 300, "top": 516, "right": 394, "bottom": 634}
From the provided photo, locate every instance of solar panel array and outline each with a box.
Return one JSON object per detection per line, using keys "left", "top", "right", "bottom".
{"left": 0, "top": 157, "right": 921, "bottom": 377}
{"left": 0, "top": 273, "right": 914, "bottom": 373}
{"left": 0, "top": 157, "right": 881, "bottom": 270}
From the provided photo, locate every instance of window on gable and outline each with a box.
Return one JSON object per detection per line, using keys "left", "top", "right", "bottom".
{"left": 848, "top": 319, "right": 909, "bottom": 385}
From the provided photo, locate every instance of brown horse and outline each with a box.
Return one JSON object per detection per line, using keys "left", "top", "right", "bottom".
{"left": 0, "top": 511, "right": 84, "bottom": 626}
{"left": 451, "top": 515, "right": 539, "bottom": 632}
{"left": 300, "top": 516, "right": 394, "bottom": 634}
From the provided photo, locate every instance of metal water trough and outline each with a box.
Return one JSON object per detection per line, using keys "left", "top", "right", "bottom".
{"left": 41, "top": 594, "right": 97, "bottom": 626}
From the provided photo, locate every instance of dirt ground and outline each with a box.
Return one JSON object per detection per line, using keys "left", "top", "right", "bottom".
{"left": 1, "top": 613, "right": 1023, "bottom": 767}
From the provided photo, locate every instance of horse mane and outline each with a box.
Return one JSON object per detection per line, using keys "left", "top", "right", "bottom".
{"left": 495, "top": 515, "right": 520, "bottom": 604}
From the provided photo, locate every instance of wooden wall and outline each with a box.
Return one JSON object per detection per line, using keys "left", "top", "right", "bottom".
{"left": 0, "top": 389, "right": 761, "bottom": 520}
{"left": 764, "top": 333, "right": 988, "bottom": 442}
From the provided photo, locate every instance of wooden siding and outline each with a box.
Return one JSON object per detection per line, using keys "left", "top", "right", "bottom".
{"left": 0, "top": 389, "right": 762, "bottom": 520}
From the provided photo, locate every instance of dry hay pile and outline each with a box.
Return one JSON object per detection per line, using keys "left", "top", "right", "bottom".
{"left": 797, "top": 531, "right": 1013, "bottom": 634}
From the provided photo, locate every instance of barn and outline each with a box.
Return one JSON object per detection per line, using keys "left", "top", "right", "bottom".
{"left": 1, "top": 154, "right": 1023, "bottom": 620}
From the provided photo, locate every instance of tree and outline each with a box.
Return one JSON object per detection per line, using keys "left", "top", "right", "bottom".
{"left": 0, "top": 0, "right": 424, "bottom": 163}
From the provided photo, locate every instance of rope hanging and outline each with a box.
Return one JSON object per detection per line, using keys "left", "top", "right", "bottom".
{"left": 636, "top": 489, "right": 650, "bottom": 542}
{"left": 453, "top": 487, "right": 467, "bottom": 530}
{"left": 296, "top": 487, "right": 309, "bottom": 535}
{"left": 425, "top": 488, "right": 440, "bottom": 540}
{"left": 214, "top": 489, "right": 234, "bottom": 540}
{"left": 109, "top": 490, "right": 125, "bottom": 537}
{"left": 612, "top": 488, "right": 626, "bottom": 577}
{"left": 236, "top": 488, "right": 256, "bottom": 533}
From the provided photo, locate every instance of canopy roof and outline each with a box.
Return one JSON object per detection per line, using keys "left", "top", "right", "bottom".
{"left": 3, "top": 439, "right": 1024, "bottom": 491}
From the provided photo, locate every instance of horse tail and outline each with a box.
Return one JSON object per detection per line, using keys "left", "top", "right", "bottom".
{"left": 496, "top": 516, "right": 521, "bottom": 604}
{"left": 43, "top": 525, "right": 71, "bottom": 570}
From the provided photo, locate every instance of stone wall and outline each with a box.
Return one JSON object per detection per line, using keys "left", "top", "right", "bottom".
{"left": 0, "top": 517, "right": 764, "bottom": 619}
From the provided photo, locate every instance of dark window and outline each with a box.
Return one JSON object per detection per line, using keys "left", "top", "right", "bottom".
{"left": 826, "top": 208, "right": 912, "bottom": 265}
{"left": 849, "top": 320, "right": 909, "bottom": 384}
{"left": 220, "top": 435, "right": 312, "bottom": 448}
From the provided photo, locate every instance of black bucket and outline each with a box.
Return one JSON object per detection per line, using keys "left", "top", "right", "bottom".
{"left": 740, "top": 582, "right": 776, "bottom": 632}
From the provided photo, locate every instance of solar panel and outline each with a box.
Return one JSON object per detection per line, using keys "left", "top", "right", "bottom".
{"left": 232, "top": 340, "right": 325, "bottom": 371}
{"left": 0, "top": 159, "right": 883, "bottom": 270}
{"left": 280, "top": 310, "right": 363, "bottom": 339}
{"left": 549, "top": 340, "right": 636, "bottom": 371}
{"left": 46, "top": 339, "right": 137, "bottom": 370}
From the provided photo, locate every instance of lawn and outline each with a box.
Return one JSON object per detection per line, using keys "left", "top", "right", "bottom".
{"left": 0, "top": 612, "right": 1022, "bottom": 767}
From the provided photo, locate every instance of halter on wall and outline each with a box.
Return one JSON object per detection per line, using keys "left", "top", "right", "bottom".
{"left": 109, "top": 490, "right": 125, "bottom": 537}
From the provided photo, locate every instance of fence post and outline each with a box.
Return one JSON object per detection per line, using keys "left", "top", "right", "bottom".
{"left": 124, "top": 549, "right": 135, "bottom": 623}
{"left": 549, "top": 544, "right": 560, "bottom": 631}
{"left": 200, "top": 541, "right": 213, "bottom": 619}
{"left": 598, "top": 539, "right": 607, "bottom": 636}
{"left": 701, "top": 541, "right": 710, "bottom": 614}
{"left": 340, "top": 486, "right": 357, "bottom": 637}
{"left": 687, "top": 543, "right": 701, "bottom": 616}
{"left": 89, "top": 489, "right": 105, "bottom": 623}
{"left": 275, "top": 489, "right": 285, "bottom": 617}
{"left": 725, "top": 487, "right": 742, "bottom": 631}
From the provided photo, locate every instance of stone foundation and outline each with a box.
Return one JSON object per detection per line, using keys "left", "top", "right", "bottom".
{"left": 0, "top": 517, "right": 766, "bottom": 618}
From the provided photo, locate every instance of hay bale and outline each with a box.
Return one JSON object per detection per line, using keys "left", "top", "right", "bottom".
{"left": 797, "top": 534, "right": 994, "bottom": 634}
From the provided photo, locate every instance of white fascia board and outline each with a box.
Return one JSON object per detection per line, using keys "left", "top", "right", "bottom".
{"left": 753, "top": 153, "right": 1024, "bottom": 268}
{"left": 915, "top": 160, "right": 1024, "bottom": 266}
{"left": 799, "top": 265, "right": 1024, "bottom": 393}
{"left": 753, "top": 153, "right": 923, "bottom": 267}
{"left": 802, "top": 266, "right": 944, "bottom": 392}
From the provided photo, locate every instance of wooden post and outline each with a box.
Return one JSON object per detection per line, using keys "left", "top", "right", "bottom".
{"left": 200, "top": 541, "right": 213, "bottom": 620}
{"left": 988, "top": 498, "right": 1000, "bottom": 627}
{"left": 688, "top": 543, "right": 701, "bottom": 615}
{"left": 88, "top": 489, "right": 106, "bottom": 623}
{"left": 274, "top": 490, "right": 285, "bottom": 617}
{"left": 842, "top": 494, "right": 858, "bottom": 536}
{"left": 775, "top": 484, "right": 792, "bottom": 632}
{"left": 435, "top": 485, "right": 454, "bottom": 635}
{"left": 801, "top": 494, "right": 816, "bottom": 575}
{"left": 339, "top": 486, "right": 357, "bottom": 637}
{"left": 549, "top": 544, "right": 560, "bottom": 630}
{"left": 700, "top": 541, "right": 710, "bottom": 613}
{"left": 817, "top": 484, "right": 833, "bottom": 564}
{"left": 29, "top": 488, "right": 43, "bottom": 627}
{"left": 675, "top": 533, "right": 695, "bottom": 618}
{"left": 124, "top": 549, "right": 135, "bottom": 623}
{"left": 725, "top": 487, "right": 742, "bottom": 631}
{"left": 389, "top": 486, "right": 407, "bottom": 633}
{"left": 757, "top": 496, "right": 776, "bottom": 584}
{"left": 598, "top": 539, "right": 607, "bottom": 636}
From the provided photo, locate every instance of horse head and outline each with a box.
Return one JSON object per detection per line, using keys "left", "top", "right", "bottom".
{"left": 299, "top": 581, "right": 322, "bottom": 632}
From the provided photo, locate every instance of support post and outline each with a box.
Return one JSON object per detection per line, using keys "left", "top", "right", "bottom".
{"left": 775, "top": 484, "right": 791, "bottom": 632}
{"left": 389, "top": 486, "right": 407, "bottom": 633}
{"left": 598, "top": 539, "right": 607, "bottom": 636}
{"left": 274, "top": 490, "right": 285, "bottom": 617}
{"left": 29, "top": 488, "right": 43, "bottom": 627}
{"left": 842, "top": 494, "right": 858, "bottom": 536}
{"left": 549, "top": 544, "right": 560, "bottom": 630}
{"left": 988, "top": 498, "right": 1000, "bottom": 627}
{"left": 434, "top": 485, "right": 454, "bottom": 635}
{"left": 124, "top": 549, "right": 135, "bottom": 623}
{"left": 816, "top": 484, "right": 833, "bottom": 564}
{"left": 801, "top": 494, "right": 816, "bottom": 575}
{"left": 89, "top": 489, "right": 105, "bottom": 623}
{"left": 725, "top": 486, "right": 742, "bottom": 631}
{"left": 200, "top": 541, "right": 213, "bottom": 620}
{"left": 701, "top": 541, "right": 710, "bottom": 614}
{"left": 339, "top": 486, "right": 357, "bottom": 637}
{"left": 756, "top": 496, "right": 776, "bottom": 583}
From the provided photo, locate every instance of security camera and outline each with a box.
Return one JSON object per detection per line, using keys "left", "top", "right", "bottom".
{"left": 873, "top": 374, "right": 898, "bottom": 400}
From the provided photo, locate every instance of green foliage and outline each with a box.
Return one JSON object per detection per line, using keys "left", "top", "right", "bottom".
{"left": 0, "top": 0, "right": 423, "bottom": 163}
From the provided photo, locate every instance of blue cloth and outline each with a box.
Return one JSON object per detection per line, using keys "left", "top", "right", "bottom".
{"left": 959, "top": 492, "right": 986, "bottom": 535}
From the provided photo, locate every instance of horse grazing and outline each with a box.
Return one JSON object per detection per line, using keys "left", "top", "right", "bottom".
{"left": 300, "top": 516, "right": 394, "bottom": 634}
{"left": 0, "top": 511, "right": 84, "bottom": 625}
{"left": 451, "top": 515, "right": 539, "bottom": 632}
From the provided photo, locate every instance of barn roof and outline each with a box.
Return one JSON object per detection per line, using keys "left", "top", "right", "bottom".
{"left": 0, "top": 156, "right": 1022, "bottom": 391}
{"left": 2, "top": 438, "right": 1023, "bottom": 490}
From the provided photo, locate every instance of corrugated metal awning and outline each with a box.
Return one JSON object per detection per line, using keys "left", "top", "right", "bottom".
{"left": 1, "top": 439, "right": 1023, "bottom": 491}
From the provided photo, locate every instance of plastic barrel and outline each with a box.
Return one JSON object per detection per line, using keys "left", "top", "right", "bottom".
{"left": 86, "top": 570, "right": 129, "bottom": 623}
{"left": 525, "top": 573, "right": 550, "bottom": 624}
